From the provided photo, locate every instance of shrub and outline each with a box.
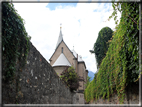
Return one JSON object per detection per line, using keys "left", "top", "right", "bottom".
{"left": 60, "top": 66, "right": 79, "bottom": 92}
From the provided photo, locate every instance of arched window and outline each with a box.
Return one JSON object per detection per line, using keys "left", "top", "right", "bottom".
{"left": 62, "top": 47, "right": 63, "bottom": 53}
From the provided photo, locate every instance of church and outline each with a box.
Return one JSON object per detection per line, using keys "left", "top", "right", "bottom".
{"left": 49, "top": 25, "right": 88, "bottom": 104}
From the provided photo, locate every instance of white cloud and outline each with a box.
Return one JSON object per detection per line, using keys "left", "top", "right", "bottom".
{"left": 13, "top": 3, "right": 120, "bottom": 73}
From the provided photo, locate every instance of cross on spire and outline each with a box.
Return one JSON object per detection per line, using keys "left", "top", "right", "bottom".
{"left": 56, "top": 24, "right": 63, "bottom": 49}
{"left": 60, "top": 23, "right": 62, "bottom": 29}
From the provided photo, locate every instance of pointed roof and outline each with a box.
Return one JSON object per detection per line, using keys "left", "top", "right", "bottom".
{"left": 72, "top": 49, "right": 77, "bottom": 58}
{"left": 49, "top": 26, "right": 76, "bottom": 61}
{"left": 49, "top": 40, "right": 76, "bottom": 61}
{"left": 52, "top": 53, "right": 71, "bottom": 67}
{"left": 56, "top": 25, "right": 63, "bottom": 49}
{"left": 71, "top": 49, "right": 84, "bottom": 62}
{"left": 71, "top": 49, "right": 86, "bottom": 69}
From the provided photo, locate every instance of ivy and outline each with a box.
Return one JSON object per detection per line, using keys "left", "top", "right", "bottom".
{"left": 2, "top": 2, "right": 30, "bottom": 82}
{"left": 85, "top": 1, "right": 139, "bottom": 104}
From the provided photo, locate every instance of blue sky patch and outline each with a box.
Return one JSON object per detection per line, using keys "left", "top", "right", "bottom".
{"left": 104, "top": 3, "right": 111, "bottom": 12}
{"left": 93, "top": 3, "right": 111, "bottom": 12}
{"left": 78, "top": 19, "right": 80, "bottom": 23}
{"left": 46, "top": 3, "right": 77, "bottom": 10}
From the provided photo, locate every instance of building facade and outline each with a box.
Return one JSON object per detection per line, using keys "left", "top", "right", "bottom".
{"left": 49, "top": 26, "right": 88, "bottom": 104}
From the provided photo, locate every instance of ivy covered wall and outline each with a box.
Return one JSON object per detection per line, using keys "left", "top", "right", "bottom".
{"left": 85, "top": 2, "right": 140, "bottom": 104}
{"left": 2, "top": 2, "right": 30, "bottom": 83}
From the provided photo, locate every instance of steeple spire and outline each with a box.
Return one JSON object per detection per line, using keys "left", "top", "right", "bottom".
{"left": 56, "top": 24, "right": 63, "bottom": 49}
{"left": 60, "top": 23, "right": 62, "bottom": 29}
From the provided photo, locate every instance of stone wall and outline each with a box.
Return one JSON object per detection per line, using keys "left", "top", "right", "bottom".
{"left": 2, "top": 42, "right": 79, "bottom": 104}
{"left": 89, "top": 84, "right": 139, "bottom": 104}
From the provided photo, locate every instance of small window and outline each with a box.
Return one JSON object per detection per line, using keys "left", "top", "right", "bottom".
{"left": 62, "top": 47, "right": 63, "bottom": 53}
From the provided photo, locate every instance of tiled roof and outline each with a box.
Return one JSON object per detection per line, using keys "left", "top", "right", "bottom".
{"left": 52, "top": 53, "right": 71, "bottom": 67}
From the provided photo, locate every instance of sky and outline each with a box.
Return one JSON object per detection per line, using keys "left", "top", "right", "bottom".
{"left": 13, "top": 2, "right": 121, "bottom": 73}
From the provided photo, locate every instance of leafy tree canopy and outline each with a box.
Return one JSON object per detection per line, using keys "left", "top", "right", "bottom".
{"left": 60, "top": 66, "right": 79, "bottom": 92}
{"left": 93, "top": 27, "right": 113, "bottom": 68}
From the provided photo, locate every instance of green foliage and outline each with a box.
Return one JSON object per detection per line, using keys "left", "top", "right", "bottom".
{"left": 109, "top": 2, "right": 139, "bottom": 84}
{"left": 93, "top": 27, "right": 113, "bottom": 68}
{"left": 2, "top": 2, "right": 30, "bottom": 82}
{"left": 85, "top": 76, "right": 91, "bottom": 88}
{"left": 85, "top": 2, "right": 139, "bottom": 104}
{"left": 84, "top": 74, "right": 97, "bottom": 103}
{"left": 60, "top": 66, "right": 79, "bottom": 92}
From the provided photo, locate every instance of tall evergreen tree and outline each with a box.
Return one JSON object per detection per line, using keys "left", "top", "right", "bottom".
{"left": 91, "top": 27, "right": 113, "bottom": 68}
